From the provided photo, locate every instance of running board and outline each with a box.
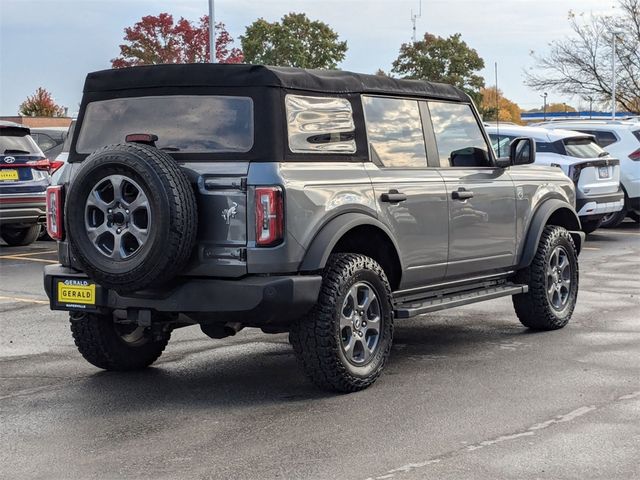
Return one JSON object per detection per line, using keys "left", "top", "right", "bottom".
{"left": 393, "top": 283, "right": 528, "bottom": 319}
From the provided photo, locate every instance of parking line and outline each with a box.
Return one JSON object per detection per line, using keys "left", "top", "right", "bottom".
{"left": 0, "top": 255, "right": 57, "bottom": 264}
{"left": 0, "top": 249, "right": 57, "bottom": 258}
{"left": 582, "top": 247, "right": 601, "bottom": 250}
{"left": 595, "top": 230, "right": 640, "bottom": 236}
{"left": 0, "top": 295, "right": 49, "bottom": 305}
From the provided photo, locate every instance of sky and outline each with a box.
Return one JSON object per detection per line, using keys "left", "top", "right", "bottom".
{"left": 0, "top": 0, "right": 620, "bottom": 116}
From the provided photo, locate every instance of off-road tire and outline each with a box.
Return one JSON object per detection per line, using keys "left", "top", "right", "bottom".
{"left": 70, "top": 312, "right": 170, "bottom": 371}
{"left": 600, "top": 206, "right": 627, "bottom": 228}
{"left": 1, "top": 224, "right": 41, "bottom": 246}
{"left": 512, "top": 226, "right": 578, "bottom": 330}
{"left": 580, "top": 218, "right": 602, "bottom": 234}
{"left": 289, "top": 254, "right": 394, "bottom": 392}
{"left": 65, "top": 143, "right": 197, "bottom": 291}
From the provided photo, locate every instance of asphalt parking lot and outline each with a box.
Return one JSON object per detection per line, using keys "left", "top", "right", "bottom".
{"left": 1, "top": 224, "right": 639, "bottom": 480}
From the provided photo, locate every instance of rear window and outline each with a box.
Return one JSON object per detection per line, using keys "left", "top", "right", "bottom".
{"left": 563, "top": 137, "right": 607, "bottom": 159}
{"left": 77, "top": 95, "right": 254, "bottom": 154}
{"left": 0, "top": 128, "right": 41, "bottom": 155}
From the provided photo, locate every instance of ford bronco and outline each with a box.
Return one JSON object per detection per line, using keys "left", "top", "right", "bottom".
{"left": 44, "top": 64, "right": 585, "bottom": 392}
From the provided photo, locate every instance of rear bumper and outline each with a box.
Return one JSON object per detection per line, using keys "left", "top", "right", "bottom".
{"left": 0, "top": 192, "right": 46, "bottom": 225}
{"left": 576, "top": 190, "right": 624, "bottom": 217}
{"left": 43, "top": 264, "right": 322, "bottom": 326}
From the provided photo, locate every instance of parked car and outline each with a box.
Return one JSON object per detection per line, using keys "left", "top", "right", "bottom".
{"left": 535, "top": 120, "right": 640, "bottom": 227}
{"left": 0, "top": 121, "right": 49, "bottom": 245}
{"left": 485, "top": 124, "right": 623, "bottom": 234}
{"left": 44, "top": 64, "right": 585, "bottom": 392}
{"left": 30, "top": 126, "right": 70, "bottom": 161}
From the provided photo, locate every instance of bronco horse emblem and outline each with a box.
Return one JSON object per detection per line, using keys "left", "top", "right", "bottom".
{"left": 221, "top": 202, "right": 238, "bottom": 224}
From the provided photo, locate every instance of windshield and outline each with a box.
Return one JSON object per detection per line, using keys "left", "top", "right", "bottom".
{"left": 488, "top": 134, "right": 518, "bottom": 157}
{"left": 77, "top": 95, "right": 254, "bottom": 154}
{"left": 563, "top": 137, "right": 607, "bottom": 159}
{"left": 0, "top": 129, "right": 42, "bottom": 155}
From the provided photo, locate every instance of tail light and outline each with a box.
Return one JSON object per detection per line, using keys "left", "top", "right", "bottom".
{"left": 255, "top": 186, "right": 283, "bottom": 246}
{"left": 28, "top": 159, "right": 65, "bottom": 173}
{"left": 46, "top": 185, "right": 64, "bottom": 240}
{"left": 630, "top": 149, "right": 640, "bottom": 161}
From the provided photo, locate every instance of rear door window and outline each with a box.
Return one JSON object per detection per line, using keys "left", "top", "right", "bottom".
{"left": 77, "top": 95, "right": 254, "bottom": 154}
{"left": 362, "top": 96, "right": 427, "bottom": 168}
{"left": 428, "top": 101, "right": 491, "bottom": 167}
{"left": 285, "top": 95, "right": 356, "bottom": 154}
{"left": 563, "top": 137, "right": 607, "bottom": 158}
{"left": 632, "top": 130, "right": 640, "bottom": 142}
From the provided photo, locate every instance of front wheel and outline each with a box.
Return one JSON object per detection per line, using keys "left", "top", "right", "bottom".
{"left": 513, "top": 226, "right": 579, "bottom": 330}
{"left": 70, "top": 312, "right": 170, "bottom": 371}
{"left": 1, "top": 224, "right": 41, "bottom": 246}
{"left": 289, "top": 254, "right": 394, "bottom": 392}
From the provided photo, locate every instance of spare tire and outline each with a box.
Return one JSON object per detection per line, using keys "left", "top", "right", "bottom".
{"left": 66, "top": 143, "right": 197, "bottom": 291}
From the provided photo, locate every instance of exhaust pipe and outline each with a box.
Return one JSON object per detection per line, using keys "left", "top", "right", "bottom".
{"left": 200, "top": 322, "right": 244, "bottom": 339}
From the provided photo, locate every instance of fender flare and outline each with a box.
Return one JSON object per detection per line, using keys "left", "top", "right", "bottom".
{"left": 299, "top": 212, "right": 404, "bottom": 272}
{"left": 517, "top": 199, "right": 584, "bottom": 269}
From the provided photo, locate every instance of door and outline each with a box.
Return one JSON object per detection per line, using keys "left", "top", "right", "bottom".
{"left": 362, "top": 96, "right": 448, "bottom": 289}
{"left": 426, "top": 101, "right": 516, "bottom": 279}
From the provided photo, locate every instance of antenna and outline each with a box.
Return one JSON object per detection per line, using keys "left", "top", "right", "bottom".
{"left": 411, "top": 0, "right": 422, "bottom": 43}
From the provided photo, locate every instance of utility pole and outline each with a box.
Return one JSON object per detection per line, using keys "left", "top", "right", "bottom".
{"left": 541, "top": 92, "right": 548, "bottom": 121}
{"left": 411, "top": 0, "right": 422, "bottom": 43}
{"left": 209, "top": 0, "right": 216, "bottom": 63}
{"left": 611, "top": 31, "right": 623, "bottom": 119}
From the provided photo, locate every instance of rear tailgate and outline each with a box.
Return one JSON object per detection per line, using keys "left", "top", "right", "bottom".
{"left": 562, "top": 136, "right": 620, "bottom": 196}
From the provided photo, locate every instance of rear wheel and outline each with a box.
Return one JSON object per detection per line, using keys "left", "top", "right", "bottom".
{"left": 513, "top": 226, "right": 578, "bottom": 330}
{"left": 70, "top": 312, "right": 170, "bottom": 371}
{"left": 580, "top": 218, "right": 602, "bottom": 234}
{"left": 600, "top": 206, "right": 627, "bottom": 228}
{"left": 1, "top": 224, "right": 41, "bottom": 246}
{"left": 289, "top": 254, "right": 394, "bottom": 392}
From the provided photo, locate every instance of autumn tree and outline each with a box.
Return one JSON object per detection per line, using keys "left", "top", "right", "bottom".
{"left": 392, "top": 33, "right": 485, "bottom": 102}
{"left": 241, "top": 13, "right": 347, "bottom": 69}
{"left": 19, "top": 88, "right": 66, "bottom": 117}
{"left": 111, "top": 13, "right": 243, "bottom": 68}
{"left": 525, "top": 0, "right": 640, "bottom": 113}
{"left": 479, "top": 87, "right": 522, "bottom": 124}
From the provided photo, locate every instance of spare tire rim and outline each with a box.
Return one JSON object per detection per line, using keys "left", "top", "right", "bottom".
{"left": 546, "top": 246, "right": 572, "bottom": 310}
{"left": 340, "top": 281, "right": 382, "bottom": 365}
{"left": 85, "top": 174, "right": 151, "bottom": 260}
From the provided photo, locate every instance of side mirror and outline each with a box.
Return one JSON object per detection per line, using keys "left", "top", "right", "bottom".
{"left": 509, "top": 137, "right": 536, "bottom": 165}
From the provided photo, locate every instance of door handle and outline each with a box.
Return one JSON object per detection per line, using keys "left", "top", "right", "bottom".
{"left": 452, "top": 187, "right": 474, "bottom": 200}
{"left": 381, "top": 189, "right": 407, "bottom": 203}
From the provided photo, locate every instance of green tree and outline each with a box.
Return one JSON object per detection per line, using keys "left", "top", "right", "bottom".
{"left": 392, "top": 33, "right": 485, "bottom": 102}
{"left": 241, "top": 13, "right": 347, "bottom": 69}
{"left": 19, "top": 88, "right": 65, "bottom": 117}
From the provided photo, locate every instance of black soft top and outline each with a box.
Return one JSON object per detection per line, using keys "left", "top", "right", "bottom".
{"left": 83, "top": 63, "right": 469, "bottom": 102}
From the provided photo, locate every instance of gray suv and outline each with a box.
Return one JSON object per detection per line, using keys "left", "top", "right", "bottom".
{"left": 43, "top": 64, "right": 585, "bottom": 392}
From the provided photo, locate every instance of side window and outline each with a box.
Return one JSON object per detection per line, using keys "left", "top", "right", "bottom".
{"left": 362, "top": 96, "right": 427, "bottom": 168}
{"left": 36, "top": 133, "right": 57, "bottom": 152}
{"left": 285, "top": 94, "right": 356, "bottom": 154}
{"left": 595, "top": 130, "right": 618, "bottom": 147}
{"left": 428, "top": 102, "right": 491, "bottom": 167}
{"left": 536, "top": 141, "right": 557, "bottom": 153}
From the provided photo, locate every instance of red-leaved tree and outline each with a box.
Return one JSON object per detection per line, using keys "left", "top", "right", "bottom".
{"left": 111, "top": 13, "right": 243, "bottom": 68}
{"left": 19, "top": 88, "right": 66, "bottom": 117}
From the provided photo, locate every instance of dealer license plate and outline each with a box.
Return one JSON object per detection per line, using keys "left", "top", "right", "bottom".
{"left": 0, "top": 169, "right": 19, "bottom": 181}
{"left": 56, "top": 279, "right": 96, "bottom": 308}
{"left": 598, "top": 166, "right": 610, "bottom": 178}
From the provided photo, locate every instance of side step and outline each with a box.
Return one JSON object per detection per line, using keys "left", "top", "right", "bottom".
{"left": 394, "top": 283, "right": 528, "bottom": 319}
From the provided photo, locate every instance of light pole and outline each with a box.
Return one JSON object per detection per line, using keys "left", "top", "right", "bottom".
{"left": 611, "top": 31, "right": 623, "bottom": 119}
{"left": 587, "top": 96, "right": 593, "bottom": 119}
{"left": 541, "top": 92, "right": 548, "bottom": 121}
{"left": 209, "top": 0, "right": 216, "bottom": 63}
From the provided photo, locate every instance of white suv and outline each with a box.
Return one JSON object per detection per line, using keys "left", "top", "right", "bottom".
{"left": 486, "top": 125, "right": 623, "bottom": 234}
{"left": 536, "top": 120, "right": 640, "bottom": 227}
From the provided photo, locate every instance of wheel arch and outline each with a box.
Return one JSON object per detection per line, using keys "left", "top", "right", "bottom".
{"left": 299, "top": 213, "right": 403, "bottom": 290}
{"left": 517, "top": 199, "right": 584, "bottom": 269}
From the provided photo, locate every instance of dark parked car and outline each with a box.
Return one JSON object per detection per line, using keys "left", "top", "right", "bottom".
{"left": 44, "top": 64, "right": 585, "bottom": 392}
{"left": 0, "top": 122, "right": 49, "bottom": 245}
{"left": 30, "top": 126, "right": 69, "bottom": 161}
